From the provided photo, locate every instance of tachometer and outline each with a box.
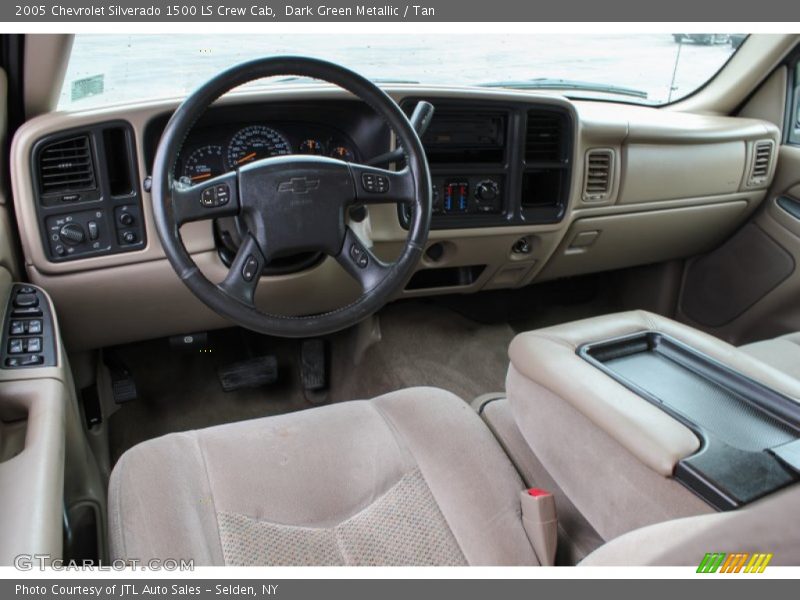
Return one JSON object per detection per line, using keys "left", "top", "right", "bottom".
{"left": 182, "top": 145, "right": 226, "bottom": 184}
{"left": 226, "top": 125, "right": 292, "bottom": 168}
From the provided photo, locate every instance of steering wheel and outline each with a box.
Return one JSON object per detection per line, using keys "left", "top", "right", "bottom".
{"left": 151, "top": 57, "right": 432, "bottom": 337}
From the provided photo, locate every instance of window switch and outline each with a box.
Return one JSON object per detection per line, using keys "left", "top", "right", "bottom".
{"left": 8, "top": 339, "right": 24, "bottom": 354}
{"left": 9, "top": 321, "right": 25, "bottom": 335}
{"left": 25, "top": 338, "right": 42, "bottom": 353}
{"left": 27, "top": 320, "right": 43, "bottom": 334}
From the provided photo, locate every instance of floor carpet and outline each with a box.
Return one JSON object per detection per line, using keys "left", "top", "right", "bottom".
{"left": 107, "top": 300, "right": 515, "bottom": 463}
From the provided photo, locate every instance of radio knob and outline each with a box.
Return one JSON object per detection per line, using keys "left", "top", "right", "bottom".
{"left": 59, "top": 223, "right": 86, "bottom": 245}
{"left": 475, "top": 179, "right": 499, "bottom": 202}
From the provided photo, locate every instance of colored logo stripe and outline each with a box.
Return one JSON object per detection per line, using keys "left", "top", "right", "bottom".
{"left": 697, "top": 552, "right": 773, "bottom": 573}
{"left": 697, "top": 553, "right": 726, "bottom": 573}
{"left": 744, "top": 553, "right": 773, "bottom": 573}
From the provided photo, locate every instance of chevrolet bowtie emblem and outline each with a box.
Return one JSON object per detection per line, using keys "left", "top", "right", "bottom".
{"left": 277, "top": 177, "right": 320, "bottom": 195}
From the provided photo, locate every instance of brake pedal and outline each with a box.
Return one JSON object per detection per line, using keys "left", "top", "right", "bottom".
{"left": 218, "top": 356, "right": 278, "bottom": 392}
{"left": 300, "top": 339, "right": 328, "bottom": 404}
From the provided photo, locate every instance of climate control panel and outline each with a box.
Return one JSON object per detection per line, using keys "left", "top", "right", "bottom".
{"left": 400, "top": 174, "right": 506, "bottom": 229}
{"left": 432, "top": 175, "right": 504, "bottom": 215}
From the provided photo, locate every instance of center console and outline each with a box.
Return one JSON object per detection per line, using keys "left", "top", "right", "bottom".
{"left": 504, "top": 311, "right": 800, "bottom": 542}
{"left": 580, "top": 331, "right": 800, "bottom": 510}
{"left": 398, "top": 99, "right": 573, "bottom": 230}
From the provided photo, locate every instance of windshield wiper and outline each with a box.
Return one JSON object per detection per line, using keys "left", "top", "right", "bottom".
{"left": 478, "top": 77, "right": 648, "bottom": 99}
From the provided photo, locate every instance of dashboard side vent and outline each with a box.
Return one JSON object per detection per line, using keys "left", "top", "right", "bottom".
{"left": 525, "top": 111, "right": 565, "bottom": 163}
{"left": 748, "top": 140, "right": 774, "bottom": 186}
{"left": 583, "top": 149, "right": 614, "bottom": 202}
{"left": 37, "top": 135, "right": 96, "bottom": 195}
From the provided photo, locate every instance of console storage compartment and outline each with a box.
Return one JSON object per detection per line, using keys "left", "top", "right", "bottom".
{"left": 581, "top": 332, "right": 800, "bottom": 510}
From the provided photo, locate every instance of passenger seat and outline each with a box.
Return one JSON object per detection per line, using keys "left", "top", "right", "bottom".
{"left": 740, "top": 332, "right": 800, "bottom": 381}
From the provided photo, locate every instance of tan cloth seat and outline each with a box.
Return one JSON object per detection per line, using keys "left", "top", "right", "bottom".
{"left": 108, "top": 387, "right": 538, "bottom": 566}
{"left": 740, "top": 332, "right": 800, "bottom": 381}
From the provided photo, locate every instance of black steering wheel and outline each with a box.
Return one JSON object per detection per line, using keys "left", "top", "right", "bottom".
{"left": 152, "top": 57, "right": 432, "bottom": 337}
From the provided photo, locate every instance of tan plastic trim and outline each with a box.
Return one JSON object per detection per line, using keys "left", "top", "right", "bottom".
{"left": 24, "top": 35, "right": 73, "bottom": 119}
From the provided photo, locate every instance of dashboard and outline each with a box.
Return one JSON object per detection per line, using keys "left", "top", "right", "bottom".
{"left": 10, "top": 86, "right": 781, "bottom": 351}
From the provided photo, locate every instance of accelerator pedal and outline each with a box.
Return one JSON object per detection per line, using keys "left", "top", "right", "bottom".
{"left": 218, "top": 356, "right": 278, "bottom": 392}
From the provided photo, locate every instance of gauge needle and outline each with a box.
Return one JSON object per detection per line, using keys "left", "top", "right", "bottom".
{"left": 237, "top": 152, "right": 257, "bottom": 165}
{"left": 191, "top": 173, "right": 212, "bottom": 181}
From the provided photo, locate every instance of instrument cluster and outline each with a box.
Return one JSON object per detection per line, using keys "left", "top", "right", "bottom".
{"left": 177, "top": 123, "right": 359, "bottom": 185}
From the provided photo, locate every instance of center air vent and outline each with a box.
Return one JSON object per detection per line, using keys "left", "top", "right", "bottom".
{"left": 583, "top": 149, "right": 614, "bottom": 202}
{"left": 748, "top": 140, "right": 774, "bottom": 186}
{"left": 525, "top": 111, "right": 566, "bottom": 163}
{"left": 37, "top": 135, "right": 96, "bottom": 195}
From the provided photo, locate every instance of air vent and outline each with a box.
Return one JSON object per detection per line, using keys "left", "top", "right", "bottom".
{"left": 38, "top": 135, "right": 96, "bottom": 195}
{"left": 583, "top": 149, "right": 614, "bottom": 202}
{"left": 525, "top": 112, "right": 565, "bottom": 163}
{"left": 748, "top": 140, "right": 774, "bottom": 186}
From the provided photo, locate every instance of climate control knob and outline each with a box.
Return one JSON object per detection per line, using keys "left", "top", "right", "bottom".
{"left": 59, "top": 223, "right": 86, "bottom": 245}
{"left": 475, "top": 179, "right": 500, "bottom": 202}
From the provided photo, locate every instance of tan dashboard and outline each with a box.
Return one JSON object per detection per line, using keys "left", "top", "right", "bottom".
{"left": 9, "top": 86, "right": 780, "bottom": 350}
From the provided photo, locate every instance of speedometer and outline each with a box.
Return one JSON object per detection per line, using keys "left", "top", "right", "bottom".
{"left": 226, "top": 125, "right": 292, "bottom": 169}
{"left": 182, "top": 145, "right": 226, "bottom": 184}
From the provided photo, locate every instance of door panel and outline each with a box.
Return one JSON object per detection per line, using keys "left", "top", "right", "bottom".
{"left": 678, "top": 145, "right": 800, "bottom": 344}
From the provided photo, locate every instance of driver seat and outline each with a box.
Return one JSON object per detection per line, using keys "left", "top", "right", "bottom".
{"left": 108, "top": 387, "right": 539, "bottom": 566}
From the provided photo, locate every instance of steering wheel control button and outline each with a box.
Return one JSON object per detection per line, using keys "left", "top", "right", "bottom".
{"left": 215, "top": 184, "right": 231, "bottom": 205}
{"left": 201, "top": 184, "right": 231, "bottom": 207}
{"left": 201, "top": 187, "right": 216, "bottom": 206}
{"left": 361, "top": 173, "right": 389, "bottom": 194}
{"left": 349, "top": 243, "right": 369, "bottom": 268}
{"left": 241, "top": 255, "right": 260, "bottom": 282}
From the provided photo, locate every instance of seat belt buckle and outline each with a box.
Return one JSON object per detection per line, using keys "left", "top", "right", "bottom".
{"left": 520, "top": 488, "right": 558, "bottom": 566}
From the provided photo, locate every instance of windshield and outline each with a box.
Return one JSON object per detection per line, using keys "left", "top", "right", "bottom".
{"left": 58, "top": 33, "right": 744, "bottom": 110}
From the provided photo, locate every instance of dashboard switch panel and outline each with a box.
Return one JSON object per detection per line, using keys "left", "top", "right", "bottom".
{"left": 1, "top": 285, "right": 57, "bottom": 369}
{"left": 32, "top": 121, "right": 147, "bottom": 262}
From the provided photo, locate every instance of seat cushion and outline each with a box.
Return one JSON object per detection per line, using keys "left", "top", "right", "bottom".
{"left": 108, "top": 387, "right": 537, "bottom": 566}
{"left": 739, "top": 332, "right": 800, "bottom": 381}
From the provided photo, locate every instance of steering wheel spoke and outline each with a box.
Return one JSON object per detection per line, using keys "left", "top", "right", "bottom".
{"left": 335, "top": 226, "right": 391, "bottom": 292}
{"left": 171, "top": 171, "right": 240, "bottom": 226}
{"left": 349, "top": 164, "right": 416, "bottom": 206}
{"left": 216, "top": 233, "right": 266, "bottom": 306}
